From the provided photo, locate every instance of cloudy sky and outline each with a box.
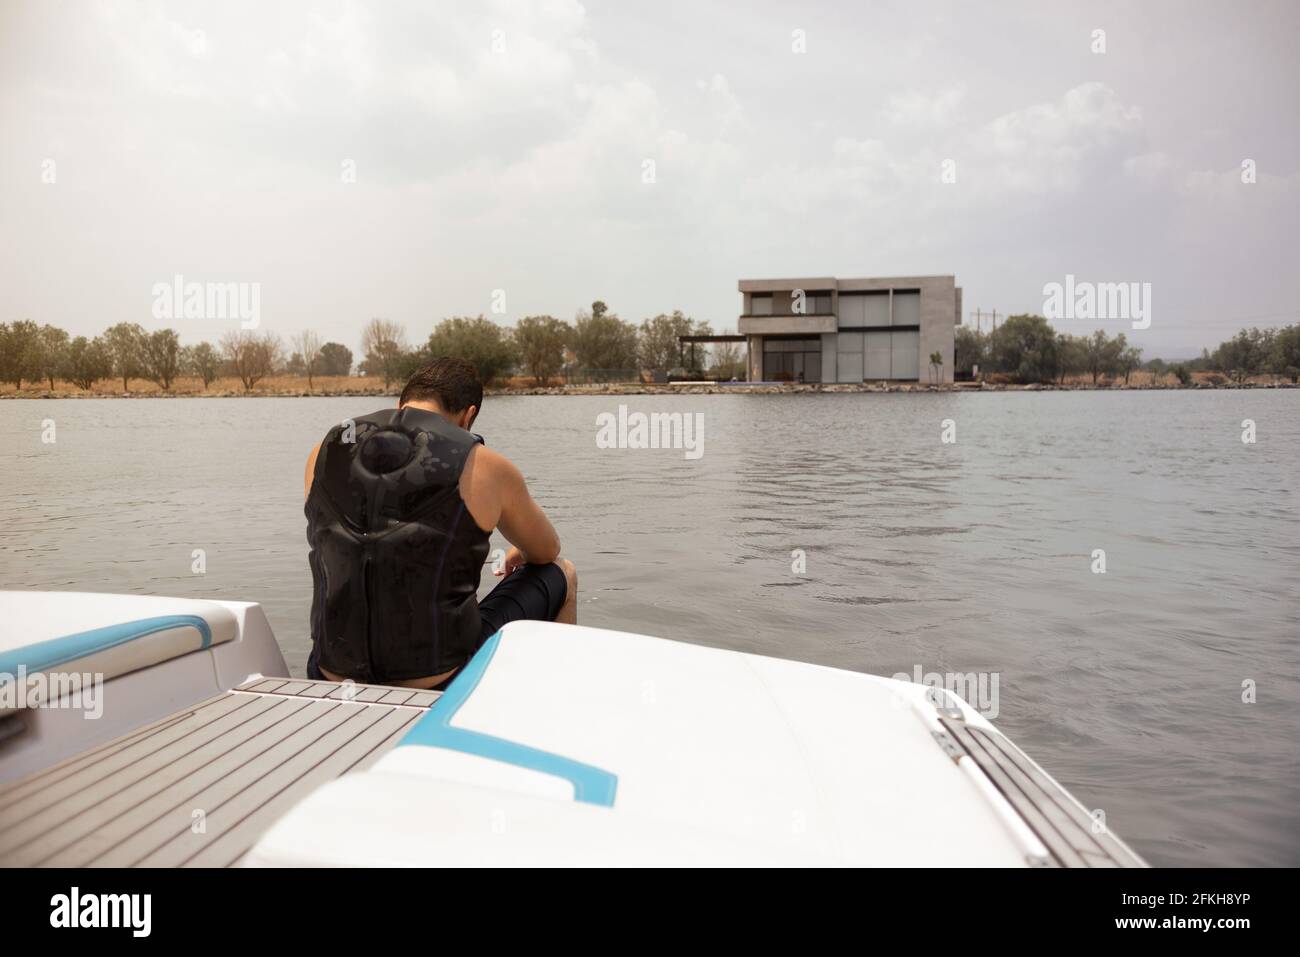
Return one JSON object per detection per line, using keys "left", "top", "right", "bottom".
{"left": 1, "top": 0, "right": 1297, "bottom": 357}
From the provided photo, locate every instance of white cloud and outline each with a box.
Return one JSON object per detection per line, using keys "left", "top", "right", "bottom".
{"left": 0, "top": 2, "right": 1296, "bottom": 352}
{"left": 1123, "top": 151, "right": 1175, "bottom": 182}
{"left": 883, "top": 88, "right": 965, "bottom": 128}
{"left": 697, "top": 74, "right": 746, "bottom": 133}
{"left": 974, "top": 82, "right": 1145, "bottom": 193}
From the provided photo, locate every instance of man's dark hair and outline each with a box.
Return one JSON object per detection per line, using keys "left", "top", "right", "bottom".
{"left": 399, "top": 356, "right": 483, "bottom": 413}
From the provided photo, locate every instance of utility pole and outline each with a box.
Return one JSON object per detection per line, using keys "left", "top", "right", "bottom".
{"left": 967, "top": 310, "right": 1003, "bottom": 335}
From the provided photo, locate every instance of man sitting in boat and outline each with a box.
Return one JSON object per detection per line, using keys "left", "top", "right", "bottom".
{"left": 302, "top": 356, "right": 577, "bottom": 689}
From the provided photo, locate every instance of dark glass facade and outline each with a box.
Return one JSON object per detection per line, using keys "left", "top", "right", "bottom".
{"left": 762, "top": 337, "right": 822, "bottom": 382}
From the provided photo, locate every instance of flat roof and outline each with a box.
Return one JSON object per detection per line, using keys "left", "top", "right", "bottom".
{"left": 738, "top": 275, "right": 955, "bottom": 292}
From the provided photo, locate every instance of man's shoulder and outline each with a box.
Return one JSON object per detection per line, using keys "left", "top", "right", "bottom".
{"left": 466, "top": 443, "right": 521, "bottom": 483}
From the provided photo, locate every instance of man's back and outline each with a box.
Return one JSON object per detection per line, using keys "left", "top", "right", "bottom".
{"left": 304, "top": 406, "right": 491, "bottom": 684}
{"left": 302, "top": 357, "right": 576, "bottom": 690}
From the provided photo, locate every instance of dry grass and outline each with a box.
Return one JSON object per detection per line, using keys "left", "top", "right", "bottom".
{"left": 0, "top": 372, "right": 575, "bottom": 396}
{"left": 0, "top": 374, "right": 398, "bottom": 397}
{"left": 981, "top": 370, "right": 1287, "bottom": 388}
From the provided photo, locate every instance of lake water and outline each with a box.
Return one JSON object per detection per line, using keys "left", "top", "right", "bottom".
{"left": 2, "top": 391, "right": 1297, "bottom": 867}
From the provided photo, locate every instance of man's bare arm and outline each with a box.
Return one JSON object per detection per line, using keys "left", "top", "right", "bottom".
{"left": 304, "top": 442, "right": 321, "bottom": 500}
{"left": 482, "top": 449, "right": 560, "bottom": 565}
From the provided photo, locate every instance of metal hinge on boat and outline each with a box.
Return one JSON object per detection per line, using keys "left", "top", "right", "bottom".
{"left": 931, "top": 729, "right": 965, "bottom": 761}
{"left": 924, "top": 687, "right": 967, "bottom": 721}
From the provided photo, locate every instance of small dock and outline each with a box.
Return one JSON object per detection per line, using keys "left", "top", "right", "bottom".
{"left": 0, "top": 677, "right": 438, "bottom": 867}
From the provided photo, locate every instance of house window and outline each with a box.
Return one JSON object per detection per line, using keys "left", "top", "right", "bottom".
{"left": 835, "top": 328, "right": 919, "bottom": 381}
{"left": 892, "top": 290, "right": 920, "bottom": 325}
{"left": 751, "top": 294, "right": 773, "bottom": 316}
{"left": 808, "top": 293, "right": 832, "bottom": 315}
{"left": 762, "top": 337, "right": 822, "bottom": 383}
{"left": 837, "top": 290, "right": 889, "bottom": 327}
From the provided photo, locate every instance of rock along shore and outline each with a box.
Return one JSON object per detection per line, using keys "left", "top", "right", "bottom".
{"left": 2, "top": 380, "right": 1295, "bottom": 399}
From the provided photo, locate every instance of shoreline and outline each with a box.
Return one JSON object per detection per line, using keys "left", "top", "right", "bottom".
{"left": 2, "top": 379, "right": 1296, "bottom": 399}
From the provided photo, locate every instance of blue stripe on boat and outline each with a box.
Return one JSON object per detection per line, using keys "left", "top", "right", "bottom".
{"left": 0, "top": 615, "right": 213, "bottom": 677}
{"left": 398, "top": 630, "right": 618, "bottom": 807}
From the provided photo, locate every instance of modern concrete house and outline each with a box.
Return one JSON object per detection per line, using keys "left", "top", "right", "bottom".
{"left": 738, "top": 276, "right": 961, "bottom": 384}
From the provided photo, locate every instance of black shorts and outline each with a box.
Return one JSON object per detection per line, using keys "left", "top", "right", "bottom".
{"left": 306, "top": 562, "right": 568, "bottom": 687}
{"left": 477, "top": 561, "right": 569, "bottom": 638}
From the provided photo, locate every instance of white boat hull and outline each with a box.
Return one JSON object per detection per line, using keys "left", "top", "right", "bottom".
{"left": 0, "top": 592, "right": 1145, "bottom": 867}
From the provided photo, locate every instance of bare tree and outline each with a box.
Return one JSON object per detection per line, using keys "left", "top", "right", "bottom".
{"left": 293, "top": 330, "right": 324, "bottom": 391}
{"left": 709, "top": 339, "right": 746, "bottom": 381}
{"left": 221, "top": 330, "right": 283, "bottom": 392}
{"left": 360, "top": 318, "right": 407, "bottom": 387}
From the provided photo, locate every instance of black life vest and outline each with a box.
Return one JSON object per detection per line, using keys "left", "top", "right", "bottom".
{"left": 305, "top": 407, "right": 490, "bottom": 683}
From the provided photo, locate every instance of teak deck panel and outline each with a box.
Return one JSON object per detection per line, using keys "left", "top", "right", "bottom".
{"left": 0, "top": 678, "right": 437, "bottom": 867}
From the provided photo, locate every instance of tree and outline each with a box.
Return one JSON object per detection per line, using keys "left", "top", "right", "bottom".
{"left": 35, "top": 324, "right": 70, "bottom": 390}
{"left": 425, "top": 316, "right": 518, "bottom": 385}
{"left": 638, "top": 312, "right": 686, "bottom": 372}
{"left": 1117, "top": 344, "right": 1143, "bottom": 384}
{"left": 1270, "top": 324, "right": 1300, "bottom": 382}
{"left": 62, "top": 336, "right": 113, "bottom": 391}
{"left": 393, "top": 347, "right": 429, "bottom": 382}
{"left": 293, "top": 330, "right": 324, "bottom": 390}
{"left": 183, "top": 342, "right": 222, "bottom": 389}
{"left": 318, "top": 342, "right": 353, "bottom": 377}
{"left": 571, "top": 303, "right": 639, "bottom": 375}
{"left": 513, "top": 315, "right": 571, "bottom": 385}
{"left": 0, "top": 320, "right": 42, "bottom": 389}
{"left": 638, "top": 311, "right": 706, "bottom": 373}
{"left": 1083, "top": 330, "right": 1125, "bottom": 385}
{"left": 1171, "top": 364, "right": 1192, "bottom": 386}
{"left": 143, "top": 328, "right": 182, "bottom": 390}
{"left": 678, "top": 321, "right": 716, "bottom": 376}
{"left": 1212, "top": 328, "right": 1269, "bottom": 383}
{"left": 987, "top": 314, "right": 1060, "bottom": 384}
{"left": 928, "top": 351, "right": 943, "bottom": 385}
{"left": 708, "top": 338, "right": 747, "bottom": 381}
{"left": 103, "top": 322, "right": 147, "bottom": 392}
{"left": 221, "top": 330, "right": 283, "bottom": 392}
{"left": 1083, "top": 330, "right": 1106, "bottom": 384}
{"left": 359, "top": 318, "right": 407, "bottom": 387}
{"left": 1056, "top": 333, "right": 1087, "bottom": 384}
{"left": 955, "top": 326, "right": 986, "bottom": 377}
